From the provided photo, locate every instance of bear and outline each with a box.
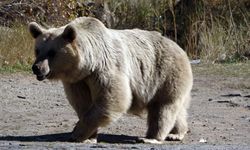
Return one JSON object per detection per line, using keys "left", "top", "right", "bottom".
{"left": 28, "top": 17, "right": 193, "bottom": 144}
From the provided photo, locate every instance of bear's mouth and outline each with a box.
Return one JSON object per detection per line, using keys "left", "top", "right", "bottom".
{"left": 36, "top": 75, "right": 46, "bottom": 81}
{"left": 36, "top": 72, "right": 51, "bottom": 81}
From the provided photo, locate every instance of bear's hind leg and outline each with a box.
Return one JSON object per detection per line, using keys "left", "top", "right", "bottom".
{"left": 138, "top": 100, "right": 179, "bottom": 144}
{"left": 167, "top": 94, "right": 190, "bottom": 141}
{"left": 166, "top": 107, "right": 188, "bottom": 141}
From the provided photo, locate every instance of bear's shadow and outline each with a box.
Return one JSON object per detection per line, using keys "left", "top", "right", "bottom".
{"left": 0, "top": 132, "right": 138, "bottom": 144}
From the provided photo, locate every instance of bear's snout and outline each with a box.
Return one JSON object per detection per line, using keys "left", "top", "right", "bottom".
{"left": 32, "top": 64, "right": 40, "bottom": 75}
{"left": 32, "top": 59, "right": 50, "bottom": 81}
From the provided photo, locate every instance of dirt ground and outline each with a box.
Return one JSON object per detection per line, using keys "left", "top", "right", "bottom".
{"left": 0, "top": 64, "right": 250, "bottom": 149}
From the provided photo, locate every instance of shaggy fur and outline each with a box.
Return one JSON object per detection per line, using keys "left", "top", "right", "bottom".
{"left": 29, "top": 17, "right": 193, "bottom": 143}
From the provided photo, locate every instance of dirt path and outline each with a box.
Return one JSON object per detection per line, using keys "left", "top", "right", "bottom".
{"left": 0, "top": 65, "right": 250, "bottom": 149}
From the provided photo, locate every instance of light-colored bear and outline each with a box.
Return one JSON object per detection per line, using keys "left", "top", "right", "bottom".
{"left": 29, "top": 17, "right": 193, "bottom": 144}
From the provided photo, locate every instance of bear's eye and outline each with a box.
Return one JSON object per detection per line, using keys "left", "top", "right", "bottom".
{"left": 48, "top": 49, "right": 56, "bottom": 58}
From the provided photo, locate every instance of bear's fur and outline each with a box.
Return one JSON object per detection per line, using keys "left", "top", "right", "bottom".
{"left": 29, "top": 17, "right": 193, "bottom": 144}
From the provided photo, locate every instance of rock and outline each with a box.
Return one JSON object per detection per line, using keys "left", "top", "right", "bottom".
{"left": 199, "top": 138, "right": 207, "bottom": 143}
{"left": 17, "top": 95, "right": 26, "bottom": 99}
{"left": 208, "top": 98, "right": 213, "bottom": 101}
{"left": 190, "top": 59, "right": 201, "bottom": 64}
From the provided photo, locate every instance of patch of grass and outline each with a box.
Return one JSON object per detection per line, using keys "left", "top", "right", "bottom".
{"left": 199, "top": 19, "right": 250, "bottom": 63}
{"left": 0, "top": 64, "right": 31, "bottom": 73}
{"left": 226, "top": 82, "right": 250, "bottom": 90}
{"left": 0, "top": 24, "right": 34, "bottom": 72}
{"left": 192, "top": 61, "right": 250, "bottom": 78}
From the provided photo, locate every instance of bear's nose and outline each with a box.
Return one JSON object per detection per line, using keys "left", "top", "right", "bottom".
{"left": 32, "top": 64, "right": 41, "bottom": 75}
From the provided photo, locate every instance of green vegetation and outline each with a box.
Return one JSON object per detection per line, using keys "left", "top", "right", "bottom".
{"left": 0, "top": 0, "right": 249, "bottom": 72}
{"left": 0, "top": 64, "right": 31, "bottom": 73}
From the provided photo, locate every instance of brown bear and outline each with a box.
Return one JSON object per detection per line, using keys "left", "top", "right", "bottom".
{"left": 29, "top": 17, "right": 193, "bottom": 144}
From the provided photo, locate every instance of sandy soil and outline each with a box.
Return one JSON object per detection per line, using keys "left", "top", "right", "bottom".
{"left": 0, "top": 65, "right": 249, "bottom": 149}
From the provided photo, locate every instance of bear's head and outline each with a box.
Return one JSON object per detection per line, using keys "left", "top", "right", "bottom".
{"left": 29, "top": 22, "right": 81, "bottom": 82}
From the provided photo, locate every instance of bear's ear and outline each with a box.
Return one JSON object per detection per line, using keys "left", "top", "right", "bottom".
{"left": 62, "top": 25, "right": 76, "bottom": 43}
{"left": 28, "top": 22, "right": 43, "bottom": 39}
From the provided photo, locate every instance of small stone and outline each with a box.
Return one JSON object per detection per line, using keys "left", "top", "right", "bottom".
{"left": 199, "top": 138, "right": 207, "bottom": 143}
{"left": 17, "top": 95, "right": 26, "bottom": 99}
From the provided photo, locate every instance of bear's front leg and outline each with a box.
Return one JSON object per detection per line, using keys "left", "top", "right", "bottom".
{"left": 70, "top": 126, "right": 97, "bottom": 143}
{"left": 69, "top": 115, "right": 100, "bottom": 143}
{"left": 70, "top": 74, "right": 132, "bottom": 143}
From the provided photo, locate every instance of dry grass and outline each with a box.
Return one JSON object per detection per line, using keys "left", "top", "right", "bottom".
{"left": 183, "top": 0, "right": 250, "bottom": 62}
{"left": 192, "top": 60, "right": 250, "bottom": 90}
{"left": 0, "top": 0, "right": 249, "bottom": 73}
{"left": 0, "top": 24, "right": 34, "bottom": 72}
{"left": 107, "top": 0, "right": 171, "bottom": 30}
{"left": 192, "top": 61, "right": 250, "bottom": 78}
{"left": 198, "top": 13, "right": 250, "bottom": 63}
{"left": 106, "top": 0, "right": 250, "bottom": 62}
